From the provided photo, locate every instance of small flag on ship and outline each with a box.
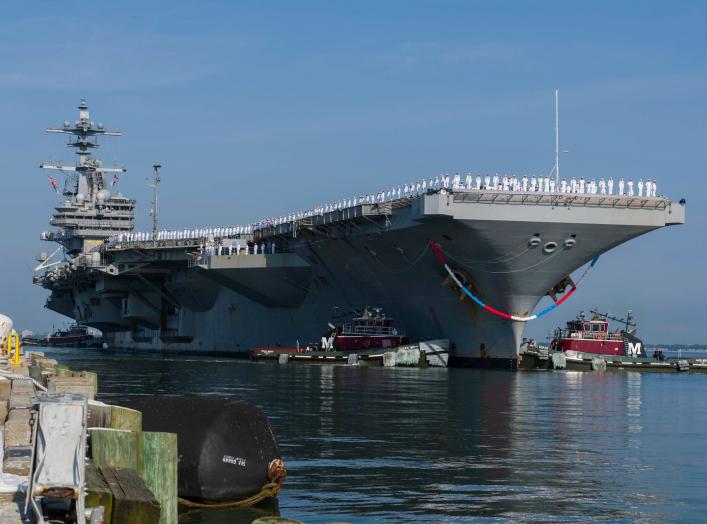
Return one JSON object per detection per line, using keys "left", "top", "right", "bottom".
{"left": 47, "top": 175, "right": 60, "bottom": 194}
{"left": 111, "top": 174, "right": 120, "bottom": 187}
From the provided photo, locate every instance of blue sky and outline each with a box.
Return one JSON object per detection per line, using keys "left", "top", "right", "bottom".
{"left": 0, "top": 1, "right": 705, "bottom": 343}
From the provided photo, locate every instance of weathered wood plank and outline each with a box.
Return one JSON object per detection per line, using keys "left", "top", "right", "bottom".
{"left": 101, "top": 466, "right": 160, "bottom": 524}
{"left": 88, "top": 401, "right": 112, "bottom": 429}
{"left": 89, "top": 428, "right": 139, "bottom": 471}
{"left": 47, "top": 376, "right": 95, "bottom": 400}
{"left": 110, "top": 406, "right": 142, "bottom": 432}
{"left": 85, "top": 462, "right": 113, "bottom": 524}
{"left": 55, "top": 365, "right": 71, "bottom": 377}
{"left": 138, "top": 432, "right": 178, "bottom": 524}
{"left": 81, "top": 371, "right": 98, "bottom": 397}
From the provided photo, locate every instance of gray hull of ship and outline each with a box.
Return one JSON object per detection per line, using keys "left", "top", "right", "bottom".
{"left": 43, "top": 192, "right": 685, "bottom": 364}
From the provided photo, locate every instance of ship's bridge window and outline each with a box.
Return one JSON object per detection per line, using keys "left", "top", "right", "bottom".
{"left": 591, "top": 324, "right": 601, "bottom": 332}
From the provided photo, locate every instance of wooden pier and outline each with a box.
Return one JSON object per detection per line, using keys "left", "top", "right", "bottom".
{"left": 0, "top": 351, "right": 177, "bottom": 524}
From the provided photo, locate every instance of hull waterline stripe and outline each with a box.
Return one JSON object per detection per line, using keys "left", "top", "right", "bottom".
{"left": 429, "top": 241, "right": 598, "bottom": 322}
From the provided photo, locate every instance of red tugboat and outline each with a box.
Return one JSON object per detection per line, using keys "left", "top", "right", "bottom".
{"left": 248, "top": 307, "right": 448, "bottom": 367}
{"left": 326, "top": 307, "right": 409, "bottom": 351}
{"left": 550, "top": 310, "right": 645, "bottom": 357}
{"left": 45, "top": 323, "right": 100, "bottom": 347}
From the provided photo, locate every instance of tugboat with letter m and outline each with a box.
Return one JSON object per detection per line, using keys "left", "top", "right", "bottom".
{"left": 250, "top": 307, "right": 448, "bottom": 367}
{"left": 550, "top": 309, "right": 645, "bottom": 357}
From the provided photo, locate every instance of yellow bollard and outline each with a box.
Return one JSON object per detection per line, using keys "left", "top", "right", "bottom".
{"left": 11, "top": 334, "right": 21, "bottom": 365}
{"left": 7, "top": 333, "right": 21, "bottom": 365}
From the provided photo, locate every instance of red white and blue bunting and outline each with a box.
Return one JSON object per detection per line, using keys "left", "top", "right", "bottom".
{"left": 429, "top": 241, "right": 598, "bottom": 322}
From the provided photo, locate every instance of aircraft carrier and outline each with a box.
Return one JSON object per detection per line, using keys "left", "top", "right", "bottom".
{"left": 33, "top": 101, "right": 685, "bottom": 366}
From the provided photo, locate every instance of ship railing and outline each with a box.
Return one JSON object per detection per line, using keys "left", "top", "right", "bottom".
{"left": 565, "top": 330, "right": 624, "bottom": 341}
{"left": 104, "top": 238, "right": 205, "bottom": 251}
{"left": 341, "top": 324, "right": 397, "bottom": 336}
{"left": 452, "top": 190, "right": 670, "bottom": 210}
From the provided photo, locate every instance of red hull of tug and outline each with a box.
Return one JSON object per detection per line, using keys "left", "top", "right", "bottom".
{"left": 553, "top": 338, "right": 624, "bottom": 355}
{"left": 550, "top": 310, "right": 645, "bottom": 358}
{"left": 335, "top": 335, "right": 408, "bottom": 351}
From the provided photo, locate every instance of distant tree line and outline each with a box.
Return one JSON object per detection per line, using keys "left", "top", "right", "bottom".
{"left": 647, "top": 344, "right": 707, "bottom": 351}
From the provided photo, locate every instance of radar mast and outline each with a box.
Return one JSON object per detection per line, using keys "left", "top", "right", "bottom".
{"left": 39, "top": 100, "right": 135, "bottom": 255}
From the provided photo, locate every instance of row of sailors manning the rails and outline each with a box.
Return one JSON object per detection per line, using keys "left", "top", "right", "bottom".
{"left": 105, "top": 173, "right": 659, "bottom": 244}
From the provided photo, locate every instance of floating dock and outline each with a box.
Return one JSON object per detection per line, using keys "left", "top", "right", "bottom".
{"left": 250, "top": 339, "right": 450, "bottom": 367}
{"left": 520, "top": 346, "right": 707, "bottom": 372}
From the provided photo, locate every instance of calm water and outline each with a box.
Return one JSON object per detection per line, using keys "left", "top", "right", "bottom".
{"left": 43, "top": 347, "right": 707, "bottom": 523}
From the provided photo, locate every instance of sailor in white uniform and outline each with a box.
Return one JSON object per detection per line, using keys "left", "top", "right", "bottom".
{"left": 607, "top": 177, "right": 614, "bottom": 195}
{"left": 599, "top": 177, "right": 606, "bottom": 195}
{"left": 560, "top": 178, "right": 567, "bottom": 193}
{"left": 637, "top": 178, "right": 644, "bottom": 197}
{"left": 464, "top": 174, "right": 472, "bottom": 189}
{"left": 617, "top": 177, "right": 624, "bottom": 195}
{"left": 521, "top": 175, "right": 528, "bottom": 192}
{"left": 570, "top": 177, "right": 577, "bottom": 193}
{"left": 475, "top": 175, "right": 482, "bottom": 190}
{"left": 627, "top": 178, "right": 634, "bottom": 196}
{"left": 484, "top": 174, "right": 491, "bottom": 190}
{"left": 530, "top": 176, "right": 537, "bottom": 192}
{"left": 492, "top": 174, "right": 499, "bottom": 190}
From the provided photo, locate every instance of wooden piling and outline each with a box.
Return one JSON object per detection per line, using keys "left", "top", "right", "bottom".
{"left": 90, "top": 428, "right": 139, "bottom": 471}
{"left": 85, "top": 462, "right": 114, "bottom": 524}
{"left": 110, "top": 406, "right": 142, "bottom": 431}
{"left": 138, "top": 432, "right": 178, "bottom": 524}
{"left": 101, "top": 466, "right": 161, "bottom": 524}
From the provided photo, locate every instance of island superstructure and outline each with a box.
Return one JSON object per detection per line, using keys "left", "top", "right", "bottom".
{"left": 37, "top": 99, "right": 134, "bottom": 256}
{"left": 34, "top": 101, "right": 685, "bottom": 366}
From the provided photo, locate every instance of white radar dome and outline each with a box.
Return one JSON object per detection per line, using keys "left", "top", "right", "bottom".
{"left": 96, "top": 189, "right": 111, "bottom": 202}
{"left": 76, "top": 193, "right": 86, "bottom": 204}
